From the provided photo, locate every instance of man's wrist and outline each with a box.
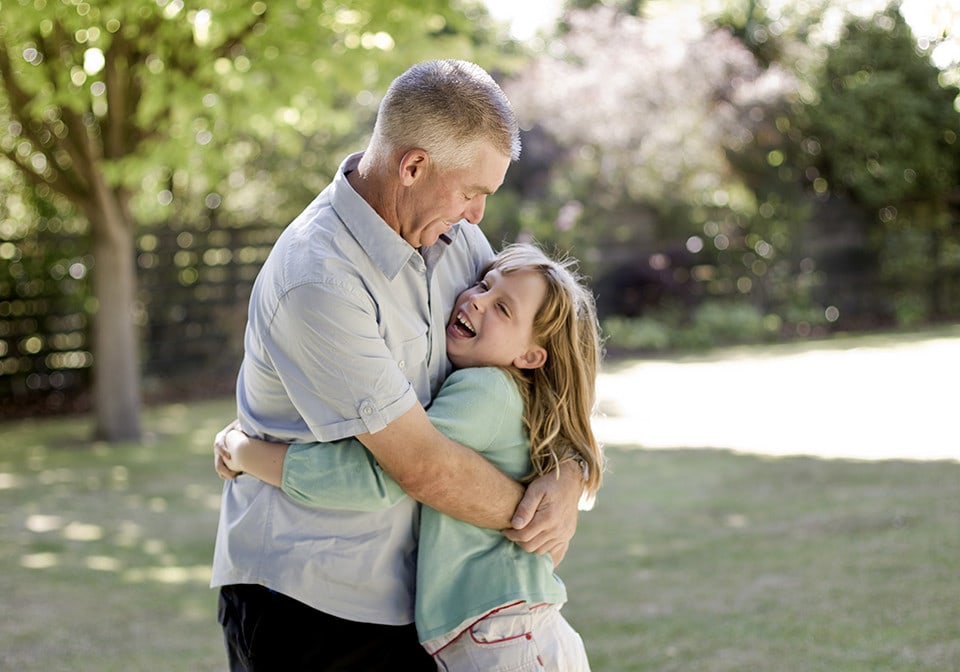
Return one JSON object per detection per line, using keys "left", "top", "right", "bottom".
{"left": 560, "top": 456, "right": 589, "bottom": 483}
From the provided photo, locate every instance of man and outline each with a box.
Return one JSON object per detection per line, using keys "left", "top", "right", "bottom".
{"left": 212, "top": 60, "right": 585, "bottom": 670}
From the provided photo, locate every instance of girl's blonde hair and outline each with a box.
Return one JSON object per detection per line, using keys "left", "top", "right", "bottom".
{"left": 366, "top": 59, "right": 521, "bottom": 171}
{"left": 489, "top": 243, "right": 604, "bottom": 500}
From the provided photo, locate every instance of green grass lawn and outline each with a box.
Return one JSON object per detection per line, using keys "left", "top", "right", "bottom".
{"left": 2, "top": 394, "right": 958, "bottom": 671}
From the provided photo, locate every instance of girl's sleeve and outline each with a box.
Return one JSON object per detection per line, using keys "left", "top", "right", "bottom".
{"left": 278, "top": 368, "right": 515, "bottom": 509}
{"left": 281, "top": 438, "right": 407, "bottom": 510}
{"left": 421, "top": 368, "right": 513, "bottom": 457}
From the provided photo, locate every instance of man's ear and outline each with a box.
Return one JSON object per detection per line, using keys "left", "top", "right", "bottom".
{"left": 514, "top": 346, "right": 547, "bottom": 370}
{"left": 398, "top": 149, "right": 429, "bottom": 186}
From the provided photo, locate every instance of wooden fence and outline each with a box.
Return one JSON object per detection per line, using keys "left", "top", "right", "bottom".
{"left": 0, "top": 223, "right": 280, "bottom": 419}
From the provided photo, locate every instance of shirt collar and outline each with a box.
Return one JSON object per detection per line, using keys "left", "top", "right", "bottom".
{"left": 330, "top": 152, "right": 459, "bottom": 280}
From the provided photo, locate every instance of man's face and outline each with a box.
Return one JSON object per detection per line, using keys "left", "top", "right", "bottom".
{"left": 399, "top": 143, "right": 510, "bottom": 248}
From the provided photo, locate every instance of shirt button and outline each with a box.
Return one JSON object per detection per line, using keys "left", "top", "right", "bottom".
{"left": 362, "top": 406, "right": 372, "bottom": 415}
{"left": 398, "top": 360, "right": 406, "bottom": 370}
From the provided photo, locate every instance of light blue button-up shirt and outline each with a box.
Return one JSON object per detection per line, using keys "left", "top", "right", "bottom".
{"left": 211, "top": 152, "right": 495, "bottom": 624}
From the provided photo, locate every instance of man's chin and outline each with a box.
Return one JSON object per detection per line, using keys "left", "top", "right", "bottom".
{"left": 421, "top": 230, "right": 447, "bottom": 248}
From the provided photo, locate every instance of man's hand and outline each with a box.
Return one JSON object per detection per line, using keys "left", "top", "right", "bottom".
{"left": 503, "top": 460, "right": 582, "bottom": 565}
{"left": 214, "top": 419, "right": 242, "bottom": 480}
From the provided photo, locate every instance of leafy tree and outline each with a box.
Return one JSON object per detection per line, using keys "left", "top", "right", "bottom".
{"left": 562, "top": 0, "right": 645, "bottom": 17}
{"left": 507, "top": 7, "right": 762, "bottom": 214}
{"left": 791, "top": 5, "right": 960, "bottom": 321}
{"left": 0, "top": 0, "right": 487, "bottom": 440}
{"left": 499, "top": 5, "right": 794, "bottom": 312}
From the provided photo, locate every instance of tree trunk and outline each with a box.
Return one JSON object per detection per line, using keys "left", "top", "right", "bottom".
{"left": 89, "top": 206, "right": 142, "bottom": 442}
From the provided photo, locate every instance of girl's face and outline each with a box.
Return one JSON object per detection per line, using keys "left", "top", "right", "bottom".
{"left": 445, "top": 267, "right": 548, "bottom": 371}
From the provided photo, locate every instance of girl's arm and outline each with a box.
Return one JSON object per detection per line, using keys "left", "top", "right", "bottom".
{"left": 219, "top": 428, "right": 407, "bottom": 510}
{"left": 217, "top": 369, "right": 522, "bottom": 520}
{"left": 219, "top": 428, "right": 285, "bottom": 487}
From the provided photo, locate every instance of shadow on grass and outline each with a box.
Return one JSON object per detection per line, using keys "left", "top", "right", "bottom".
{"left": 564, "top": 446, "right": 960, "bottom": 672}
{"left": 2, "top": 342, "right": 959, "bottom": 670}
{"left": 1, "top": 398, "right": 236, "bottom": 672}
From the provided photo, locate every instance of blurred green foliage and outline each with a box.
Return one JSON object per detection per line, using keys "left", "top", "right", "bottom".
{"left": 2, "top": 0, "right": 959, "bottom": 411}
{"left": 789, "top": 6, "right": 960, "bottom": 323}
{"left": 0, "top": 0, "right": 518, "bottom": 426}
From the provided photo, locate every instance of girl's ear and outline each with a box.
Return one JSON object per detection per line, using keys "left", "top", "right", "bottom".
{"left": 514, "top": 346, "right": 547, "bottom": 370}
{"left": 399, "top": 149, "right": 429, "bottom": 186}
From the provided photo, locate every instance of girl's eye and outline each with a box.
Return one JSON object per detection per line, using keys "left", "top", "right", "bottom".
{"left": 498, "top": 303, "right": 509, "bottom": 316}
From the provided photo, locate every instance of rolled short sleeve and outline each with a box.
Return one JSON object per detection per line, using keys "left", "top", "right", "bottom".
{"left": 278, "top": 367, "right": 525, "bottom": 510}
{"left": 266, "top": 276, "right": 419, "bottom": 441}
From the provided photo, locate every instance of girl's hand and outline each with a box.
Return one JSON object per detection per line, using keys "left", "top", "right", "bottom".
{"left": 214, "top": 419, "right": 242, "bottom": 479}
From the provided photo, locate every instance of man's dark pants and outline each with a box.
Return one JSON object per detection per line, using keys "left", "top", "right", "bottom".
{"left": 219, "top": 584, "right": 435, "bottom": 671}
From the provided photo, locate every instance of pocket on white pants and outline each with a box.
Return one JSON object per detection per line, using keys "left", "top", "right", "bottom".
{"left": 438, "top": 603, "right": 543, "bottom": 671}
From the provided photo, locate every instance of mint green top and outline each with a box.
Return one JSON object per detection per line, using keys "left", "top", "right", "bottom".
{"left": 282, "top": 366, "right": 567, "bottom": 644}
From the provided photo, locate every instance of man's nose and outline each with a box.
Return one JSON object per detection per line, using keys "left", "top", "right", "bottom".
{"left": 464, "top": 195, "right": 487, "bottom": 225}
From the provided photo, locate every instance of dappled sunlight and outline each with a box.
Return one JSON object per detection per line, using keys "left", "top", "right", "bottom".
{"left": 25, "top": 514, "right": 64, "bottom": 532}
{"left": 184, "top": 482, "right": 224, "bottom": 511}
{"left": 19, "top": 552, "right": 212, "bottom": 584}
{"left": 16, "top": 496, "right": 217, "bottom": 581}
{"left": 136, "top": 538, "right": 191, "bottom": 570}
{"left": 20, "top": 552, "right": 59, "bottom": 569}
{"left": 111, "top": 465, "right": 129, "bottom": 486}
{"left": 37, "top": 468, "right": 75, "bottom": 485}
{"left": 25, "top": 515, "right": 104, "bottom": 541}
{"left": 113, "top": 521, "right": 143, "bottom": 547}
{"left": 17, "top": 511, "right": 212, "bottom": 584}
{"left": 123, "top": 564, "right": 212, "bottom": 585}
{"left": 724, "top": 513, "right": 749, "bottom": 528}
{"left": 0, "top": 473, "right": 25, "bottom": 489}
{"left": 85, "top": 555, "right": 121, "bottom": 572}
{"left": 596, "top": 336, "right": 958, "bottom": 461}
{"left": 141, "top": 405, "right": 238, "bottom": 455}
{"left": 190, "top": 426, "right": 224, "bottom": 454}
{"left": 148, "top": 496, "right": 168, "bottom": 512}
{"left": 153, "top": 403, "right": 191, "bottom": 436}
{"left": 62, "top": 521, "right": 104, "bottom": 541}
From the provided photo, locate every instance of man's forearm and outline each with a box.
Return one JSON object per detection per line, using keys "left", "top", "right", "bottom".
{"left": 409, "top": 441, "right": 524, "bottom": 529}
{"left": 357, "top": 403, "right": 523, "bottom": 529}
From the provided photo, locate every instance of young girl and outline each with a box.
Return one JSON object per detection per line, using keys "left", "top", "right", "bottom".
{"left": 219, "top": 242, "right": 604, "bottom": 671}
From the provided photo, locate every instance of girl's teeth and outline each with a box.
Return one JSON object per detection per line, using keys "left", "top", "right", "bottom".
{"left": 457, "top": 314, "right": 475, "bottom": 335}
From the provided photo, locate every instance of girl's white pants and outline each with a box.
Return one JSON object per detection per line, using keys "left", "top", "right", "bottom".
{"left": 428, "top": 601, "right": 590, "bottom": 672}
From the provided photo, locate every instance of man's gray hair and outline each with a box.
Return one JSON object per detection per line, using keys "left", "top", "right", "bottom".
{"left": 368, "top": 60, "right": 521, "bottom": 170}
